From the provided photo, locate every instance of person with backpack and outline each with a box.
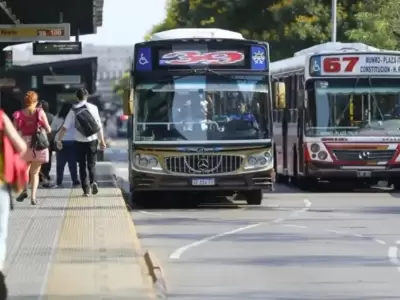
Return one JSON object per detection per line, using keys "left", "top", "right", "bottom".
{"left": 13, "top": 91, "right": 51, "bottom": 205}
{"left": 38, "top": 100, "right": 54, "bottom": 187}
{"left": 56, "top": 89, "right": 106, "bottom": 196}
{"left": 0, "top": 109, "right": 27, "bottom": 299}
{"left": 51, "top": 102, "right": 80, "bottom": 187}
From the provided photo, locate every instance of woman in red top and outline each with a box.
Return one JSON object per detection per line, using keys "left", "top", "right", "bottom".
{"left": 12, "top": 91, "right": 51, "bottom": 205}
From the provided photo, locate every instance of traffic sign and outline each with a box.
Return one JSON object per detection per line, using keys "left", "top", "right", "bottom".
{"left": 0, "top": 23, "right": 70, "bottom": 42}
{"left": 33, "top": 42, "right": 82, "bottom": 55}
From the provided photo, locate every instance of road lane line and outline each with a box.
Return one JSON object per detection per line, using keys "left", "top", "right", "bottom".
{"left": 388, "top": 246, "right": 400, "bottom": 266}
{"left": 169, "top": 199, "right": 312, "bottom": 260}
{"left": 283, "top": 224, "right": 307, "bottom": 229}
{"left": 139, "top": 211, "right": 164, "bottom": 216}
{"left": 375, "top": 239, "right": 387, "bottom": 245}
{"left": 169, "top": 223, "right": 262, "bottom": 260}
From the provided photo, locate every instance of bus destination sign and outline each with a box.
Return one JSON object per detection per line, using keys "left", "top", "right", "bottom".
{"left": 310, "top": 54, "right": 400, "bottom": 76}
{"left": 0, "top": 23, "right": 70, "bottom": 42}
{"left": 135, "top": 45, "right": 268, "bottom": 72}
{"left": 33, "top": 42, "right": 82, "bottom": 55}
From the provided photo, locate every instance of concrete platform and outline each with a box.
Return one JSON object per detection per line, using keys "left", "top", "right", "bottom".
{"left": 5, "top": 164, "right": 153, "bottom": 299}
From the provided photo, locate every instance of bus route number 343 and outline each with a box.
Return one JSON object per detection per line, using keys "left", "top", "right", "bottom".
{"left": 323, "top": 56, "right": 359, "bottom": 73}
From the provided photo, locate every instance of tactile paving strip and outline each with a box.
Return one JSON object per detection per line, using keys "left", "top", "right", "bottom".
{"left": 6, "top": 187, "right": 71, "bottom": 298}
{"left": 44, "top": 187, "right": 151, "bottom": 299}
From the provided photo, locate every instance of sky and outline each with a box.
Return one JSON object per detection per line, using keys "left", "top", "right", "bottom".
{"left": 81, "top": 0, "right": 168, "bottom": 45}
{"left": 10, "top": 0, "right": 168, "bottom": 49}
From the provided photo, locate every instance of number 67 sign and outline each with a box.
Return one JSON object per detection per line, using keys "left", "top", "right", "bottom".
{"left": 323, "top": 56, "right": 359, "bottom": 73}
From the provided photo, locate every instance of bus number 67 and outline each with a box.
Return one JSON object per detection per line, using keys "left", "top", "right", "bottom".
{"left": 323, "top": 57, "right": 359, "bottom": 73}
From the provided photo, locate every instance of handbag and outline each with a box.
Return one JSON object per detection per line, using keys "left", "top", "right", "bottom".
{"left": 31, "top": 109, "right": 49, "bottom": 151}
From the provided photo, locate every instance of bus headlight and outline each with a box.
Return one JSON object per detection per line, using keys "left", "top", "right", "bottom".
{"left": 310, "top": 143, "right": 320, "bottom": 153}
{"left": 317, "top": 151, "right": 328, "bottom": 160}
{"left": 135, "top": 154, "right": 162, "bottom": 171}
{"left": 244, "top": 151, "right": 273, "bottom": 170}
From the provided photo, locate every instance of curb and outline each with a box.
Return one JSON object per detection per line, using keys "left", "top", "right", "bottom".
{"left": 144, "top": 251, "right": 168, "bottom": 299}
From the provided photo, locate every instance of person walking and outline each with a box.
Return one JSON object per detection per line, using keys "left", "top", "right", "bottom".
{"left": 39, "top": 100, "right": 54, "bottom": 187}
{"left": 51, "top": 102, "right": 80, "bottom": 188}
{"left": 0, "top": 110, "right": 27, "bottom": 299}
{"left": 13, "top": 91, "right": 51, "bottom": 205}
{"left": 56, "top": 89, "right": 106, "bottom": 196}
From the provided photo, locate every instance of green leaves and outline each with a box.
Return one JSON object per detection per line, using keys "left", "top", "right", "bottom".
{"left": 145, "top": 0, "right": 400, "bottom": 60}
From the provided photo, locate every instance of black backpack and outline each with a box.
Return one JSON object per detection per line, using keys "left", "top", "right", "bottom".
{"left": 31, "top": 109, "right": 50, "bottom": 151}
{"left": 74, "top": 105, "right": 100, "bottom": 137}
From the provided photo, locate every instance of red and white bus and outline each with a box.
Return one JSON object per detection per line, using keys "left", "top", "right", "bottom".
{"left": 271, "top": 42, "right": 400, "bottom": 189}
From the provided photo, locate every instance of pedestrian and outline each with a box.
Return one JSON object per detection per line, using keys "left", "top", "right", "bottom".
{"left": 13, "top": 91, "right": 51, "bottom": 205}
{"left": 0, "top": 110, "right": 27, "bottom": 299}
{"left": 56, "top": 89, "right": 106, "bottom": 196}
{"left": 39, "top": 100, "right": 54, "bottom": 187}
{"left": 51, "top": 102, "right": 80, "bottom": 187}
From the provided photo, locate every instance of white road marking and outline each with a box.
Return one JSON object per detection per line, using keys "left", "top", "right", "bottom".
{"left": 169, "top": 199, "right": 312, "bottom": 260}
{"left": 388, "top": 246, "right": 400, "bottom": 266}
{"left": 272, "top": 218, "right": 285, "bottom": 223}
{"left": 139, "top": 210, "right": 163, "bottom": 216}
{"left": 375, "top": 239, "right": 387, "bottom": 245}
{"left": 326, "top": 229, "right": 346, "bottom": 234}
{"left": 283, "top": 224, "right": 306, "bottom": 229}
{"left": 169, "top": 223, "right": 262, "bottom": 260}
{"left": 353, "top": 233, "right": 364, "bottom": 238}
{"left": 304, "top": 199, "right": 312, "bottom": 207}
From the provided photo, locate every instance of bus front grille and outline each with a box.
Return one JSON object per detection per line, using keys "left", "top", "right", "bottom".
{"left": 332, "top": 149, "right": 396, "bottom": 161}
{"left": 164, "top": 154, "right": 243, "bottom": 174}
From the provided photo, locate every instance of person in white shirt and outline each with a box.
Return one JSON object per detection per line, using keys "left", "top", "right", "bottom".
{"left": 55, "top": 89, "right": 106, "bottom": 196}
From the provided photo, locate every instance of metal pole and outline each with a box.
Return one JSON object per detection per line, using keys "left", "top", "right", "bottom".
{"left": 331, "top": 0, "right": 337, "bottom": 42}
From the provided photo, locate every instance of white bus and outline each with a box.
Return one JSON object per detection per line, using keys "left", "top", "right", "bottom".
{"left": 271, "top": 42, "right": 400, "bottom": 189}
{"left": 123, "top": 28, "right": 274, "bottom": 206}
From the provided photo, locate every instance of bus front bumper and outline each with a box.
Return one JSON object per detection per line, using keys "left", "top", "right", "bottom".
{"left": 130, "top": 169, "right": 274, "bottom": 192}
{"left": 306, "top": 162, "right": 400, "bottom": 179}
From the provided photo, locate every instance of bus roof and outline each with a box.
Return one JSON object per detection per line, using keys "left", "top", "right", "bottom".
{"left": 149, "top": 28, "right": 245, "bottom": 41}
{"left": 270, "top": 42, "right": 382, "bottom": 75}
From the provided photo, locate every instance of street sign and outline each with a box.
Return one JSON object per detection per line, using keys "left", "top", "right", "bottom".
{"left": 43, "top": 75, "right": 81, "bottom": 85}
{"left": 0, "top": 23, "right": 70, "bottom": 42}
{"left": 32, "top": 42, "right": 82, "bottom": 55}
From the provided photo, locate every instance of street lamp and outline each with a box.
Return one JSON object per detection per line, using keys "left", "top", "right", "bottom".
{"left": 331, "top": 0, "right": 337, "bottom": 42}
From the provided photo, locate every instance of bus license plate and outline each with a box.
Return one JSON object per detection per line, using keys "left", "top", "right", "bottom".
{"left": 192, "top": 178, "right": 215, "bottom": 186}
{"left": 357, "top": 171, "right": 371, "bottom": 178}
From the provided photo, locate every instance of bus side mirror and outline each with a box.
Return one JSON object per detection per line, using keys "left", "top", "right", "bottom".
{"left": 123, "top": 88, "right": 133, "bottom": 115}
{"left": 274, "top": 82, "right": 286, "bottom": 109}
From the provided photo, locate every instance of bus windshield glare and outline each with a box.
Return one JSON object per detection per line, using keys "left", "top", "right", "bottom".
{"left": 306, "top": 79, "right": 400, "bottom": 137}
{"left": 134, "top": 75, "right": 269, "bottom": 142}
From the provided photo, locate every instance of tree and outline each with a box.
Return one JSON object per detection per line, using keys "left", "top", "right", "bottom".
{"left": 147, "top": 0, "right": 400, "bottom": 59}
{"left": 346, "top": 0, "right": 400, "bottom": 49}
{"left": 113, "top": 72, "right": 129, "bottom": 97}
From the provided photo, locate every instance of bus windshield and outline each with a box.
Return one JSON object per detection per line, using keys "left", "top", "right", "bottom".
{"left": 306, "top": 79, "right": 400, "bottom": 137}
{"left": 134, "top": 75, "right": 270, "bottom": 142}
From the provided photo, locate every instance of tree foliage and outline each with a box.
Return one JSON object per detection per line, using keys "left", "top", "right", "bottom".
{"left": 145, "top": 0, "right": 400, "bottom": 61}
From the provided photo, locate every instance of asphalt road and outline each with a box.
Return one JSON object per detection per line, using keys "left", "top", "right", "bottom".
{"left": 107, "top": 141, "right": 400, "bottom": 300}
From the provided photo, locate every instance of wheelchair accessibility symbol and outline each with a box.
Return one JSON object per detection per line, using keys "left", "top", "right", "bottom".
{"left": 138, "top": 53, "right": 149, "bottom": 65}
{"left": 312, "top": 59, "right": 321, "bottom": 73}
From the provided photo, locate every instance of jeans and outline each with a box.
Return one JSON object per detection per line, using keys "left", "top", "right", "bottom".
{"left": 0, "top": 185, "right": 10, "bottom": 271}
{"left": 56, "top": 141, "right": 78, "bottom": 185}
{"left": 76, "top": 140, "right": 98, "bottom": 192}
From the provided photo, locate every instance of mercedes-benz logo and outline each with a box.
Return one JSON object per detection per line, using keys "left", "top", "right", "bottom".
{"left": 359, "top": 151, "right": 370, "bottom": 160}
{"left": 197, "top": 158, "right": 209, "bottom": 171}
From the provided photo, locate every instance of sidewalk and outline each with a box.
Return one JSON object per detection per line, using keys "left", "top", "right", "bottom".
{"left": 6, "top": 163, "right": 154, "bottom": 299}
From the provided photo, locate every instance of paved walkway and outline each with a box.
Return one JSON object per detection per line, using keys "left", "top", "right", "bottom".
{"left": 5, "top": 163, "right": 153, "bottom": 299}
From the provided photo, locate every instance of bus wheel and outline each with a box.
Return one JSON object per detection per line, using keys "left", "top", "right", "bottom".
{"left": 246, "top": 190, "right": 263, "bottom": 205}
{"left": 393, "top": 181, "right": 400, "bottom": 191}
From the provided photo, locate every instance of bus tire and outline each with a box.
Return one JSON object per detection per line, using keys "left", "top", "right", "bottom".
{"left": 246, "top": 190, "right": 263, "bottom": 205}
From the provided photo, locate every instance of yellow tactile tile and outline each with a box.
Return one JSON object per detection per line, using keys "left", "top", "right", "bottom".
{"left": 44, "top": 188, "right": 151, "bottom": 299}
